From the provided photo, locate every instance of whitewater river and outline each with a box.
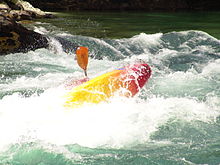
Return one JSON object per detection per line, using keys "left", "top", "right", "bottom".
{"left": 0, "top": 11, "right": 220, "bottom": 165}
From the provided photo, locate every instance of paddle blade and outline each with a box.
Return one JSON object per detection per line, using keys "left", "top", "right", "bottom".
{"left": 76, "top": 46, "right": 88, "bottom": 72}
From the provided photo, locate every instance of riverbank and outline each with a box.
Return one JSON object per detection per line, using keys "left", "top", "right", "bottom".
{"left": 1, "top": 0, "right": 220, "bottom": 55}
{"left": 0, "top": 0, "right": 54, "bottom": 55}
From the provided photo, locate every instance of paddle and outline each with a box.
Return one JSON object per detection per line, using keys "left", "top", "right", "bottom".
{"left": 75, "top": 46, "right": 88, "bottom": 77}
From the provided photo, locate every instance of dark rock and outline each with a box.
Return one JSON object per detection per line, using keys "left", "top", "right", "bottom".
{"left": 0, "top": 12, "right": 49, "bottom": 55}
{"left": 2, "top": 0, "right": 55, "bottom": 19}
{"left": 9, "top": 10, "right": 33, "bottom": 20}
{"left": 0, "top": 0, "right": 57, "bottom": 55}
{"left": 0, "top": 0, "right": 10, "bottom": 11}
{"left": 4, "top": 0, "right": 21, "bottom": 10}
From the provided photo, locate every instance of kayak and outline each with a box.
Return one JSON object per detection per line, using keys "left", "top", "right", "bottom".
{"left": 64, "top": 63, "right": 151, "bottom": 108}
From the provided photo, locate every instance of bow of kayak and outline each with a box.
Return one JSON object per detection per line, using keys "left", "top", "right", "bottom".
{"left": 64, "top": 63, "right": 151, "bottom": 109}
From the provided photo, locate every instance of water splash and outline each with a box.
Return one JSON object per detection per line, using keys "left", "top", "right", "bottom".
{"left": 0, "top": 30, "right": 219, "bottom": 152}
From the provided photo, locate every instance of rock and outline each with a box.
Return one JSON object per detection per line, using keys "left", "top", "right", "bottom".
{"left": 3, "top": 0, "right": 55, "bottom": 19}
{"left": 9, "top": 9, "right": 33, "bottom": 20}
{"left": 0, "top": 1, "right": 10, "bottom": 11}
{"left": 0, "top": 0, "right": 56, "bottom": 55}
{"left": 13, "top": 0, "right": 53, "bottom": 18}
{"left": 0, "top": 12, "right": 49, "bottom": 55}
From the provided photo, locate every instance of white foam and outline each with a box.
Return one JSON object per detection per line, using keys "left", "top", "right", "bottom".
{"left": 129, "top": 33, "right": 163, "bottom": 48}
{"left": 0, "top": 88, "right": 219, "bottom": 150}
{"left": 0, "top": 30, "right": 219, "bottom": 151}
{"left": 202, "top": 59, "right": 220, "bottom": 77}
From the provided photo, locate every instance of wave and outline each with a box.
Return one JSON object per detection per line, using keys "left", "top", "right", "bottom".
{"left": 0, "top": 30, "right": 219, "bottom": 152}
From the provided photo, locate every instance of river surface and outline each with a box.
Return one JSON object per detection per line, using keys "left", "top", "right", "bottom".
{"left": 0, "top": 11, "right": 220, "bottom": 165}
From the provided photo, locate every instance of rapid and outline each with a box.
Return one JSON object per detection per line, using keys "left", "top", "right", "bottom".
{"left": 0, "top": 12, "right": 220, "bottom": 165}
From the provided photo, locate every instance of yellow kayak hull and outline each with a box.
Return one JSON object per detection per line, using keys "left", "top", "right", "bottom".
{"left": 64, "top": 63, "right": 151, "bottom": 108}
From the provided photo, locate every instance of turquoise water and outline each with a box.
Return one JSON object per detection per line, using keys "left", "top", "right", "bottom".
{"left": 0, "top": 12, "right": 220, "bottom": 165}
{"left": 37, "top": 11, "right": 220, "bottom": 39}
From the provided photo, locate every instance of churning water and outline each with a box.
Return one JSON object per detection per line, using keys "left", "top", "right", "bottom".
{"left": 0, "top": 12, "right": 220, "bottom": 165}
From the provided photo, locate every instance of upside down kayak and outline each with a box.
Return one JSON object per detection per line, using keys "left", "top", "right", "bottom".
{"left": 64, "top": 63, "right": 151, "bottom": 108}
